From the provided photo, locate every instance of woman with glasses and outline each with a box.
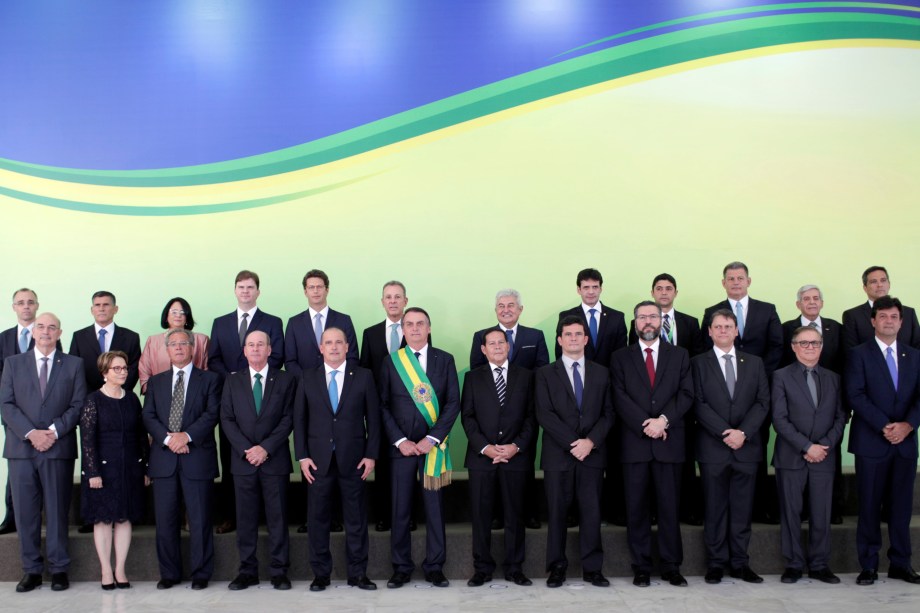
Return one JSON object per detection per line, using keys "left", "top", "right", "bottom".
{"left": 138, "top": 297, "right": 210, "bottom": 394}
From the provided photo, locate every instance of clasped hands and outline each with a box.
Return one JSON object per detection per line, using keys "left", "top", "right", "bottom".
{"left": 884, "top": 421, "right": 913, "bottom": 445}
{"left": 721, "top": 429, "right": 746, "bottom": 450}
{"left": 27, "top": 429, "right": 56, "bottom": 452}
{"left": 166, "top": 431, "right": 190, "bottom": 454}
{"left": 398, "top": 437, "right": 437, "bottom": 457}
{"left": 483, "top": 443, "right": 519, "bottom": 464}
{"left": 642, "top": 416, "right": 668, "bottom": 440}
{"left": 803, "top": 443, "right": 829, "bottom": 463}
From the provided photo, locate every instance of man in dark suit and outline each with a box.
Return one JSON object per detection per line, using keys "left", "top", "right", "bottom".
{"left": 692, "top": 309, "right": 770, "bottom": 585}
{"left": 68, "top": 291, "right": 141, "bottom": 392}
{"left": 469, "top": 288, "right": 548, "bottom": 531}
{"left": 220, "top": 330, "right": 296, "bottom": 591}
{"left": 846, "top": 296, "right": 920, "bottom": 585}
{"left": 628, "top": 273, "right": 704, "bottom": 525}
{"left": 295, "top": 327, "right": 380, "bottom": 591}
{"left": 536, "top": 315, "right": 615, "bottom": 588}
{"left": 700, "top": 261, "right": 783, "bottom": 524}
{"left": 208, "top": 270, "right": 284, "bottom": 534}
{"left": 0, "top": 313, "right": 85, "bottom": 592}
{"left": 843, "top": 266, "right": 920, "bottom": 350}
{"left": 143, "top": 328, "right": 221, "bottom": 590}
{"left": 379, "top": 307, "right": 460, "bottom": 589}
{"left": 780, "top": 284, "right": 845, "bottom": 524}
{"left": 612, "top": 301, "right": 693, "bottom": 587}
{"left": 772, "top": 325, "right": 845, "bottom": 584}
{"left": 462, "top": 327, "right": 536, "bottom": 587}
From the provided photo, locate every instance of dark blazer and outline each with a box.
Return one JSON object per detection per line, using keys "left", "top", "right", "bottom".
{"left": 359, "top": 321, "right": 432, "bottom": 383}
{"left": 692, "top": 350, "right": 770, "bottom": 464}
{"left": 842, "top": 302, "right": 920, "bottom": 351}
{"left": 284, "top": 308, "right": 359, "bottom": 378}
{"left": 701, "top": 298, "right": 784, "bottom": 375}
{"left": 781, "top": 317, "right": 844, "bottom": 374}
{"left": 294, "top": 363, "right": 381, "bottom": 476}
{"left": 207, "top": 309, "right": 284, "bottom": 377}
{"left": 0, "top": 326, "right": 64, "bottom": 377}
{"left": 219, "top": 367, "right": 295, "bottom": 476}
{"left": 142, "top": 366, "right": 221, "bottom": 480}
{"left": 69, "top": 324, "right": 141, "bottom": 391}
{"left": 771, "top": 363, "right": 845, "bottom": 471}
{"left": 628, "top": 310, "right": 703, "bottom": 356}
{"left": 461, "top": 364, "right": 536, "bottom": 471}
{"left": 534, "top": 359, "right": 615, "bottom": 471}
{"left": 846, "top": 340, "right": 920, "bottom": 459}
{"left": 469, "top": 325, "right": 549, "bottom": 371}
{"left": 555, "top": 304, "right": 627, "bottom": 367}
{"left": 379, "top": 347, "right": 460, "bottom": 456}
{"left": 0, "top": 351, "right": 85, "bottom": 460}
{"left": 610, "top": 343, "right": 694, "bottom": 463}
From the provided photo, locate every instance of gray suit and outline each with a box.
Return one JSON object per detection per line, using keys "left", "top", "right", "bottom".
{"left": 0, "top": 350, "right": 85, "bottom": 574}
{"left": 771, "top": 363, "right": 845, "bottom": 570}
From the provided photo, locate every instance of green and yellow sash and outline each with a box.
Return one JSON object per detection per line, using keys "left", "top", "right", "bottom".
{"left": 391, "top": 347, "right": 452, "bottom": 490}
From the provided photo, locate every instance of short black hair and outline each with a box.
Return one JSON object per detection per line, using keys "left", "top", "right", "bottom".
{"left": 576, "top": 268, "right": 603, "bottom": 287}
{"left": 722, "top": 261, "right": 749, "bottom": 277}
{"left": 302, "top": 269, "right": 330, "bottom": 290}
{"left": 862, "top": 266, "right": 888, "bottom": 286}
{"left": 160, "top": 297, "right": 196, "bottom": 330}
{"left": 709, "top": 307, "right": 737, "bottom": 326}
{"left": 633, "top": 300, "right": 661, "bottom": 319}
{"left": 403, "top": 306, "right": 431, "bottom": 325}
{"left": 871, "top": 295, "right": 902, "bottom": 318}
{"left": 556, "top": 314, "right": 587, "bottom": 337}
{"left": 92, "top": 290, "right": 116, "bottom": 304}
{"left": 651, "top": 273, "right": 677, "bottom": 291}
{"left": 481, "top": 327, "right": 506, "bottom": 345}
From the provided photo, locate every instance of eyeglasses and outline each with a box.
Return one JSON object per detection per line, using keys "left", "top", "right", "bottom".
{"left": 166, "top": 341, "right": 192, "bottom": 348}
{"left": 636, "top": 314, "right": 661, "bottom": 321}
{"left": 169, "top": 309, "right": 187, "bottom": 316}
{"left": 794, "top": 340, "right": 823, "bottom": 348}
{"left": 109, "top": 366, "right": 129, "bottom": 373}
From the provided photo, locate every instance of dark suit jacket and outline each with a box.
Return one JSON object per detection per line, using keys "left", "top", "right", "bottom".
{"left": 219, "top": 367, "right": 295, "bottom": 476}
{"left": 611, "top": 343, "right": 693, "bottom": 463}
{"left": 771, "top": 363, "right": 845, "bottom": 471}
{"left": 142, "top": 366, "right": 221, "bottom": 480}
{"left": 469, "top": 325, "right": 549, "bottom": 371}
{"left": 0, "top": 326, "right": 64, "bottom": 377}
{"left": 534, "top": 359, "right": 614, "bottom": 471}
{"left": 359, "top": 320, "right": 432, "bottom": 383}
{"left": 628, "top": 310, "right": 703, "bottom": 356}
{"left": 284, "top": 308, "right": 359, "bottom": 378}
{"left": 846, "top": 340, "right": 920, "bottom": 459}
{"left": 378, "top": 347, "right": 460, "bottom": 457}
{"left": 294, "top": 363, "right": 380, "bottom": 476}
{"left": 701, "top": 298, "right": 783, "bottom": 374}
{"left": 555, "top": 304, "right": 627, "bottom": 367}
{"left": 207, "top": 309, "right": 284, "bottom": 378}
{"left": 781, "top": 317, "right": 844, "bottom": 374}
{"left": 692, "top": 350, "right": 770, "bottom": 464}
{"left": 0, "top": 351, "right": 85, "bottom": 460}
{"left": 69, "top": 324, "right": 141, "bottom": 391}
{"left": 842, "top": 302, "right": 920, "bottom": 351}
{"left": 461, "top": 364, "right": 536, "bottom": 471}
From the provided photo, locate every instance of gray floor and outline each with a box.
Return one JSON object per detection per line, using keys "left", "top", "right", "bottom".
{"left": 1, "top": 575, "right": 919, "bottom": 613}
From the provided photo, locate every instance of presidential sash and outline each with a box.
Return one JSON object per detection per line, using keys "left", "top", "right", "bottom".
{"left": 391, "top": 348, "right": 452, "bottom": 490}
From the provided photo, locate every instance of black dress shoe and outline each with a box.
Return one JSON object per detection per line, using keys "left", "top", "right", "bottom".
{"left": 77, "top": 523, "right": 94, "bottom": 534}
{"left": 546, "top": 568, "right": 566, "bottom": 588}
{"left": 565, "top": 515, "right": 578, "bottom": 528}
{"left": 856, "top": 569, "right": 877, "bottom": 585}
{"left": 156, "top": 578, "right": 179, "bottom": 589}
{"left": 330, "top": 520, "right": 344, "bottom": 533}
{"left": 191, "top": 579, "right": 208, "bottom": 590}
{"left": 297, "top": 523, "right": 309, "bottom": 533}
{"left": 51, "top": 572, "right": 69, "bottom": 591}
{"left": 609, "top": 514, "right": 628, "bottom": 527}
{"left": 490, "top": 518, "right": 504, "bottom": 530}
{"left": 375, "top": 520, "right": 390, "bottom": 532}
{"left": 680, "top": 514, "right": 703, "bottom": 527}
{"left": 808, "top": 568, "right": 840, "bottom": 584}
{"left": 425, "top": 570, "right": 449, "bottom": 587}
{"left": 830, "top": 513, "right": 843, "bottom": 525}
{"left": 729, "top": 566, "right": 763, "bottom": 583}
{"left": 467, "top": 571, "right": 492, "bottom": 587}
{"left": 347, "top": 576, "right": 377, "bottom": 590}
{"left": 633, "top": 571, "right": 651, "bottom": 587}
{"left": 505, "top": 571, "right": 532, "bottom": 586}
{"left": 662, "top": 571, "right": 687, "bottom": 587}
{"left": 888, "top": 566, "right": 920, "bottom": 584}
{"left": 271, "top": 575, "right": 292, "bottom": 590}
{"left": 781, "top": 568, "right": 802, "bottom": 584}
{"left": 583, "top": 571, "right": 610, "bottom": 587}
{"left": 387, "top": 572, "right": 412, "bottom": 588}
{"left": 704, "top": 567, "right": 723, "bottom": 584}
{"left": 0, "top": 518, "right": 16, "bottom": 534}
{"left": 525, "top": 517, "right": 541, "bottom": 529}
{"left": 228, "top": 573, "right": 259, "bottom": 590}
{"left": 409, "top": 519, "right": 418, "bottom": 531}
{"left": 16, "top": 574, "right": 42, "bottom": 593}
{"left": 310, "top": 576, "right": 331, "bottom": 592}
{"left": 115, "top": 581, "right": 131, "bottom": 589}
{"left": 215, "top": 520, "right": 236, "bottom": 534}
{"left": 752, "top": 512, "right": 780, "bottom": 525}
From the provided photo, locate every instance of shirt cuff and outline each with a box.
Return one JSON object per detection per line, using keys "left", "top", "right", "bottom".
{"left": 49, "top": 423, "right": 58, "bottom": 439}
{"left": 394, "top": 437, "right": 407, "bottom": 448}
{"left": 426, "top": 435, "right": 440, "bottom": 445}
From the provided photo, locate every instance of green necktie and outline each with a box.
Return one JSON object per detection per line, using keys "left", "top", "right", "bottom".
{"left": 253, "top": 373, "right": 263, "bottom": 415}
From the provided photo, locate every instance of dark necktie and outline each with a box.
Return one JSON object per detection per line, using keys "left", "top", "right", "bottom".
{"left": 505, "top": 329, "right": 514, "bottom": 361}
{"left": 169, "top": 370, "right": 185, "bottom": 431}
{"left": 238, "top": 313, "right": 249, "bottom": 346}
{"left": 805, "top": 368, "right": 818, "bottom": 406}
{"left": 588, "top": 308, "right": 598, "bottom": 347}
{"left": 723, "top": 354, "right": 735, "bottom": 399}
{"left": 39, "top": 357, "right": 49, "bottom": 398}
{"left": 662, "top": 314, "right": 672, "bottom": 344}
{"left": 98, "top": 328, "right": 107, "bottom": 353}
{"left": 494, "top": 366, "right": 506, "bottom": 407}
{"left": 253, "top": 373, "right": 263, "bottom": 415}
{"left": 572, "top": 362, "right": 583, "bottom": 412}
{"left": 645, "top": 347, "right": 655, "bottom": 387}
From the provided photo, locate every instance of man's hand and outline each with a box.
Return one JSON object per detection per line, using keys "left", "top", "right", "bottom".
{"left": 245, "top": 445, "right": 268, "bottom": 466}
{"left": 482, "top": 445, "right": 504, "bottom": 461}
{"left": 398, "top": 440, "right": 419, "bottom": 457}
{"left": 803, "top": 443, "right": 829, "bottom": 463}
{"left": 300, "top": 458, "right": 317, "bottom": 484}
{"left": 642, "top": 417, "right": 668, "bottom": 440}
{"left": 415, "top": 438, "right": 434, "bottom": 455}
{"left": 27, "top": 429, "right": 55, "bottom": 452}
{"left": 166, "top": 432, "right": 190, "bottom": 454}
{"left": 721, "top": 429, "right": 746, "bottom": 450}
{"left": 357, "top": 458, "right": 376, "bottom": 480}
{"left": 493, "top": 444, "right": 519, "bottom": 462}
{"left": 570, "top": 438, "right": 595, "bottom": 461}
{"left": 884, "top": 422, "right": 913, "bottom": 445}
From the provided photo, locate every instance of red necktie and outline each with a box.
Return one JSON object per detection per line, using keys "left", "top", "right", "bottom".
{"left": 645, "top": 347, "right": 655, "bottom": 387}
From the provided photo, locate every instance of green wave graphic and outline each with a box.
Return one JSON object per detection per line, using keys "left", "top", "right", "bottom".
{"left": 2, "top": 10, "right": 919, "bottom": 189}
{"left": 0, "top": 174, "right": 376, "bottom": 216}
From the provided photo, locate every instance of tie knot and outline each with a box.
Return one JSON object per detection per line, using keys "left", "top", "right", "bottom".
{"left": 588, "top": 308, "right": 597, "bottom": 316}
{"left": 414, "top": 351, "right": 421, "bottom": 359}
{"left": 241, "top": 312, "right": 248, "bottom": 320}
{"left": 314, "top": 313, "right": 322, "bottom": 322}
{"left": 41, "top": 356, "right": 48, "bottom": 363}
{"left": 176, "top": 369, "right": 184, "bottom": 379}
{"left": 494, "top": 366, "right": 503, "bottom": 375}
{"left": 330, "top": 369, "right": 339, "bottom": 376}
{"left": 645, "top": 348, "right": 653, "bottom": 356}
{"left": 254, "top": 373, "right": 262, "bottom": 381}
{"left": 572, "top": 361, "right": 580, "bottom": 371}
{"left": 887, "top": 347, "right": 894, "bottom": 355}
{"left": 723, "top": 354, "right": 732, "bottom": 362}
{"left": 99, "top": 329, "right": 106, "bottom": 336}
{"left": 664, "top": 314, "right": 670, "bottom": 321}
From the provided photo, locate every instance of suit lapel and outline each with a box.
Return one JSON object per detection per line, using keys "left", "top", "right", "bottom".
{"left": 789, "top": 365, "right": 816, "bottom": 409}
{"left": 630, "top": 345, "right": 652, "bottom": 391}
{"left": 554, "top": 360, "right": 577, "bottom": 405}
{"left": 43, "top": 354, "right": 65, "bottom": 396}
{"left": 502, "top": 365, "right": 517, "bottom": 404}
{"left": 706, "top": 351, "right": 732, "bottom": 401}
{"left": 338, "top": 366, "right": 355, "bottom": 413}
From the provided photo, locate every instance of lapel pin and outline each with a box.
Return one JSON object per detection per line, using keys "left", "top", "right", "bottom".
{"left": 739, "top": 359, "right": 744, "bottom": 363}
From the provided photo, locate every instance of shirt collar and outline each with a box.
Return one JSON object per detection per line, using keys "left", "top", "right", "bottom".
{"left": 489, "top": 360, "right": 510, "bottom": 371}
{"left": 249, "top": 364, "right": 269, "bottom": 380}
{"left": 713, "top": 345, "right": 737, "bottom": 360}
{"left": 309, "top": 306, "right": 330, "bottom": 320}
{"left": 875, "top": 336, "right": 898, "bottom": 355}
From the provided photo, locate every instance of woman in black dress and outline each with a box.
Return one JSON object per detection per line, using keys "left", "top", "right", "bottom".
{"left": 80, "top": 351, "right": 149, "bottom": 589}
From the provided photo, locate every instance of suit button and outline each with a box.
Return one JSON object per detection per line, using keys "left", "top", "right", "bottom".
{"left": 333, "top": 418, "right": 337, "bottom": 422}
{"left": 651, "top": 400, "right": 656, "bottom": 405}
{"left": 498, "top": 431, "right": 503, "bottom": 436}
{"left": 330, "top": 439, "right": 334, "bottom": 443}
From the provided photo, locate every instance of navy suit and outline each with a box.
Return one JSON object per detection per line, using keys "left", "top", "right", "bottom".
{"left": 628, "top": 310, "right": 703, "bottom": 356}
{"left": 220, "top": 367, "right": 295, "bottom": 578}
{"left": 0, "top": 350, "right": 85, "bottom": 575}
{"left": 846, "top": 340, "right": 920, "bottom": 571}
{"left": 379, "top": 347, "right": 460, "bottom": 575}
{"left": 843, "top": 302, "right": 920, "bottom": 351}
{"left": 555, "top": 304, "right": 626, "bottom": 368}
{"left": 469, "top": 325, "right": 549, "bottom": 371}
{"left": 284, "top": 308, "right": 359, "bottom": 378}
{"left": 68, "top": 323, "right": 141, "bottom": 392}
{"left": 294, "top": 364, "right": 380, "bottom": 578}
{"left": 142, "top": 366, "right": 221, "bottom": 582}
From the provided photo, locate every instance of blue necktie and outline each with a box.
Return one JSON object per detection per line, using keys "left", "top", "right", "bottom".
{"left": 505, "top": 328, "right": 514, "bottom": 360}
{"left": 389, "top": 323, "right": 400, "bottom": 353}
{"left": 98, "top": 328, "right": 107, "bottom": 353}
{"left": 314, "top": 313, "right": 323, "bottom": 346}
{"left": 588, "top": 308, "right": 598, "bottom": 347}
{"left": 886, "top": 347, "right": 898, "bottom": 390}
{"left": 329, "top": 369, "right": 339, "bottom": 413}
{"left": 18, "top": 328, "right": 29, "bottom": 353}
{"left": 572, "top": 361, "right": 583, "bottom": 412}
{"left": 734, "top": 302, "right": 745, "bottom": 339}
